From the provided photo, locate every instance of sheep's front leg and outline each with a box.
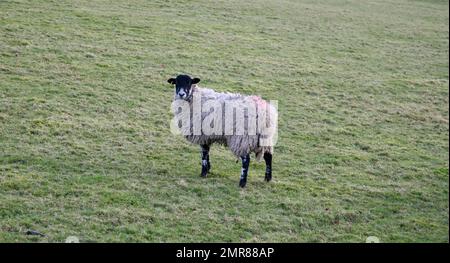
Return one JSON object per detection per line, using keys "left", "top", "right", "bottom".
{"left": 200, "top": 145, "right": 211, "bottom": 177}
{"left": 239, "top": 154, "right": 250, "bottom": 188}
{"left": 264, "top": 152, "right": 272, "bottom": 182}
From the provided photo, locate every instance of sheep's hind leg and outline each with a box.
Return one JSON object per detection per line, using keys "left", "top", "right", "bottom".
{"left": 239, "top": 154, "right": 250, "bottom": 188}
{"left": 200, "top": 145, "right": 211, "bottom": 177}
{"left": 264, "top": 152, "right": 272, "bottom": 182}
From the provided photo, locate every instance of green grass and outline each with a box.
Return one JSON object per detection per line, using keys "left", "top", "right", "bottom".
{"left": 0, "top": 0, "right": 448, "bottom": 242}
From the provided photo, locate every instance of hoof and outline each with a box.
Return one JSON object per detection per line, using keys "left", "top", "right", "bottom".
{"left": 201, "top": 166, "right": 209, "bottom": 178}
{"left": 264, "top": 173, "right": 272, "bottom": 182}
{"left": 239, "top": 179, "right": 247, "bottom": 188}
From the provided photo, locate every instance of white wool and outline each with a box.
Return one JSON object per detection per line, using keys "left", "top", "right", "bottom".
{"left": 173, "top": 85, "right": 277, "bottom": 161}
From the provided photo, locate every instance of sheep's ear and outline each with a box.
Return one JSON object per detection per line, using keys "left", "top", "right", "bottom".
{"left": 192, "top": 78, "right": 200, "bottom": 84}
{"left": 167, "top": 78, "right": 176, "bottom": 84}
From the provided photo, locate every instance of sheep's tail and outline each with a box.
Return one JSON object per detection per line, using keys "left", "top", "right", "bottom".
{"left": 255, "top": 146, "right": 273, "bottom": 162}
{"left": 255, "top": 100, "right": 277, "bottom": 162}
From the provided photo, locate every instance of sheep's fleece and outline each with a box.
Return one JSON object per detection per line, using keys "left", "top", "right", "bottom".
{"left": 172, "top": 85, "right": 277, "bottom": 161}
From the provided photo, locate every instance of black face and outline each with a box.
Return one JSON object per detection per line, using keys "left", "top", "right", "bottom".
{"left": 167, "top": 75, "right": 200, "bottom": 100}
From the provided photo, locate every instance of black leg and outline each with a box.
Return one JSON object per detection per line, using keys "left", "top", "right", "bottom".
{"left": 200, "top": 145, "right": 211, "bottom": 177}
{"left": 264, "top": 152, "right": 272, "bottom": 182}
{"left": 239, "top": 154, "right": 250, "bottom": 188}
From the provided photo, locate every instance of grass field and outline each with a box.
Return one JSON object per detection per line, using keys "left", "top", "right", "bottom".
{"left": 0, "top": 0, "right": 448, "bottom": 242}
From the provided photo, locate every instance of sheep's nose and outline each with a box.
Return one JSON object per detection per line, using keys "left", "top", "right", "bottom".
{"left": 178, "top": 91, "right": 186, "bottom": 97}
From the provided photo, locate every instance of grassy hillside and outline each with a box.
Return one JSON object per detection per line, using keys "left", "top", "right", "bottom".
{"left": 0, "top": 0, "right": 448, "bottom": 242}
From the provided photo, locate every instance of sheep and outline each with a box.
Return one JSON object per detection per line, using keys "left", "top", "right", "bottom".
{"left": 168, "top": 74, "right": 278, "bottom": 188}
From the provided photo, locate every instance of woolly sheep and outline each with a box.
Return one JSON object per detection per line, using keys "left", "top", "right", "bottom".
{"left": 168, "top": 74, "right": 278, "bottom": 188}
